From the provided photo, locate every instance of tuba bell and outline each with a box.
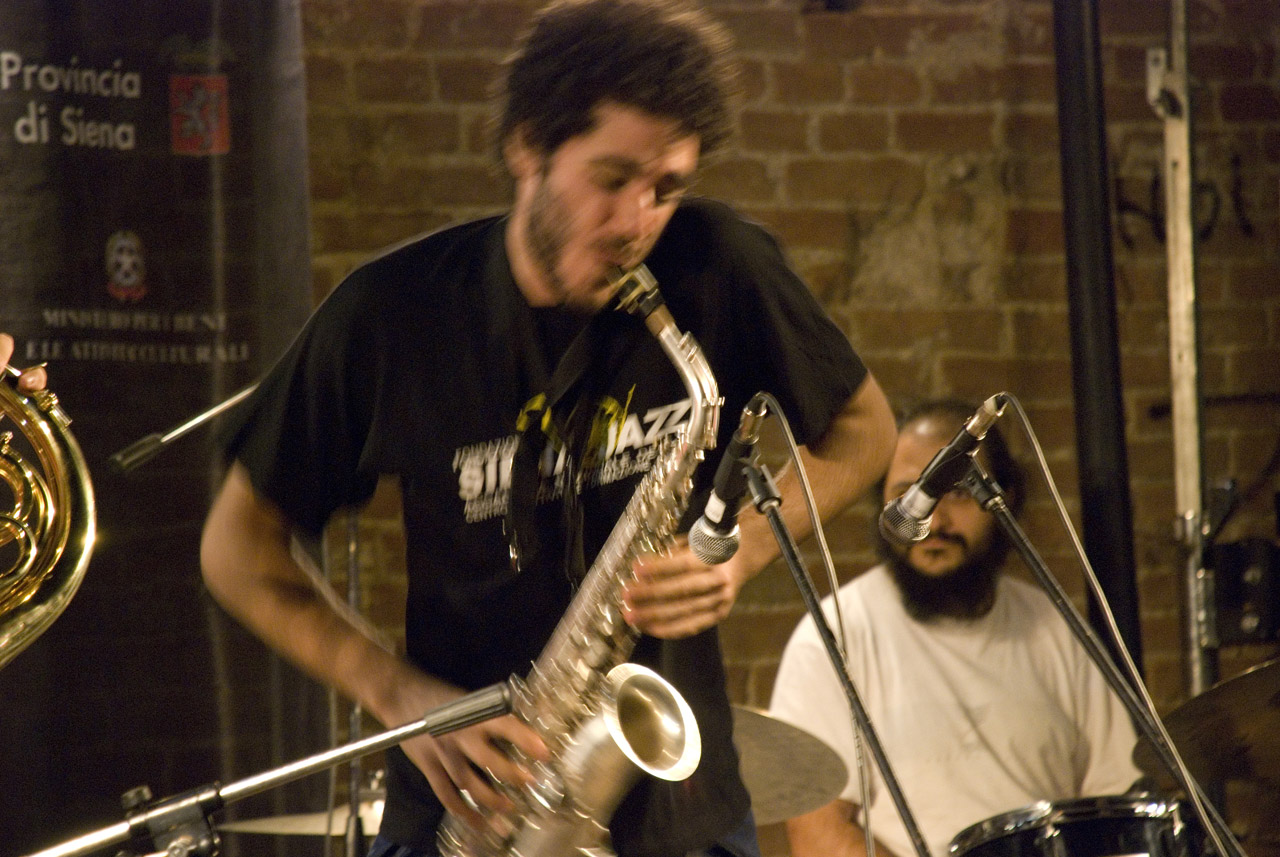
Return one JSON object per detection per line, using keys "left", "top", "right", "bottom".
{"left": 0, "top": 364, "right": 96, "bottom": 670}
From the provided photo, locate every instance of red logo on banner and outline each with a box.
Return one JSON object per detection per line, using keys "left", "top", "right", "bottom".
{"left": 169, "top": 74, "right": 230, "bottom": 155}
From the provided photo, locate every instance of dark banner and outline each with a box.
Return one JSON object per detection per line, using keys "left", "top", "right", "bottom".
{"left": 0, "top": 1, "right": 319, "bottom": 852}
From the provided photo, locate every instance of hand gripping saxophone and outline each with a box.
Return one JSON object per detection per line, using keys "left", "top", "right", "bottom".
{"left": 438, "top": 265, "right": 721, "bottom": 857}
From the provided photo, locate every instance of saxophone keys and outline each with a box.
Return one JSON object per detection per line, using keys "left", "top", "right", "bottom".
{"left": 458, "top": 787, "right": 482, "bottom": 814}
{"left": 594, "top": 603, "right": 621, "bottom": 638}
{"left": 523, "top": 760, "right": 568, "bottom": 813}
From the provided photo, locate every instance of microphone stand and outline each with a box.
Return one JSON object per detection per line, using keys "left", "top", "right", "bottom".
{"left": 744, "top": 464, "right": 932, "bottom": 857}
{"left": 109, "top": 383, "right": 257, "bottom": 472}
{"left": 958, "top": 461, "right": 1247, "bottom": 857}
{"left": 112, "top": 379, "right": 375, "bottom": 856}
{"left": 21, "top": 682, "right": 513, "bottom": 857}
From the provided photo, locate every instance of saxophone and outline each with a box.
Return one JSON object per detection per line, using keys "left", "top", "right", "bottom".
{"left": 438, "top": 265, "right": 721, "bottom": 857}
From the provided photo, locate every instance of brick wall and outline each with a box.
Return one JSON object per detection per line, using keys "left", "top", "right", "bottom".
{"left": 300, "top": 0, "right": 1280, "bottom": 851}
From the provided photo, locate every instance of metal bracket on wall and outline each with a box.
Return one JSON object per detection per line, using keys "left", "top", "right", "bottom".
{"left": 1210, "top": 539, "right": 1280, "bottom": 645}
{"left": 1146, "top": 48, "right": 1181, "bottom": 119}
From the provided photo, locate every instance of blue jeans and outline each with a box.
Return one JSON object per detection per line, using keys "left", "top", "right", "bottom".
{"left": 366, "top": 811, "right": 762, "bottom": 857}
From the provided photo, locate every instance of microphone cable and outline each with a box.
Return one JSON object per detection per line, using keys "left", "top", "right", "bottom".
{"left": 747, "top": 392, "right": 878, "bottom": 857}
{"left": 1001, "top": 391, "right": 1238, "bottom": 857}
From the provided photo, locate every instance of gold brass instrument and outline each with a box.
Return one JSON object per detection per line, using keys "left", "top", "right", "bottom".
{"left": 438, "top": 265, "right": 721, "bottom": 857}
{"left": 0, "top": 364, "right": 96, "bottom": 669}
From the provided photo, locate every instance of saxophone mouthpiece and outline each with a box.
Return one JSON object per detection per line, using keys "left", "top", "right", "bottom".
{"left": 611, "top": 264, "right": 665, "bottom": 321}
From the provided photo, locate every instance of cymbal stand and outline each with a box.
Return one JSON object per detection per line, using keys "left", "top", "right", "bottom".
{"left": 20, "top": 683, "right": 513, "bottom": 857}
{"left": 743, "top": 463, "right": 932, "bottom": 857}
{"left": 958, "top": 457, "right": 1246, "bottom": 857}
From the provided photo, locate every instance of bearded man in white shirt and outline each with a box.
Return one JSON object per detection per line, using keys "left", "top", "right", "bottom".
{"left": 770, "top": 399, "right": 1141, "bottom": 857}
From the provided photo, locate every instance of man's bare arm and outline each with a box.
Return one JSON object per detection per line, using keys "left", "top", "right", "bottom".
{"left": 623, "top": 373, "right": 897, "bottom": 638}
{"left": 200, "top": 463, "right": 548, "bottom": 827}
{"left": 788, "top": 799, "right": 889, "bottom": 857}
{"left": 732, "top": 372, "right": 897, "bottom": 581}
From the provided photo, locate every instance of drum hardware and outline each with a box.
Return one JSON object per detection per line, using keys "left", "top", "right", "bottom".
{"left": 730, "top": 705, "right": 846, "bottom": 826}
{"left": 18, "top": 682, "right": 512, "bottom": 857}
{"left": 1208, "top": 540, "right": 1279, "bottom": 646}
{"left": 219, "top": 799, "right": 385, "bottom": 837}
{"left": 949, "top": 796, "right": 1195, "bottom": 857}
{"left": 1221, "top": 780, "right": 1280, "bottom": 857}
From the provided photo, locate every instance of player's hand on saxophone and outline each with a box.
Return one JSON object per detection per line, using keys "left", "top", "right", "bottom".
{"left": 380, "top": 673, "right": 551, "bottom": 830}
{"left": 621, "top": 537, "right": 749, "bottom": 639}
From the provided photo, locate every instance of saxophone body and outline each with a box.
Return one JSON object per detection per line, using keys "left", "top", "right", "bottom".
{"left": 0, "top": 365, "right": 97, "bottom": 670}
{"left": 438, "top": 265, "right": 721, "bottom": 857}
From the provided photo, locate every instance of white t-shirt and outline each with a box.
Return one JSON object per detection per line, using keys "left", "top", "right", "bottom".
{"left": 769, "top": 565, "right": 1141, "bottom": 857}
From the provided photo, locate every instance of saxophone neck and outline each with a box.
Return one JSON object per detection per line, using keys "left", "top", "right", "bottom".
{"left": 610, "top": 265, "right": 677, "bottom": 338}
{"left": 609, "top": 264, "right": 720, "bottom": 450}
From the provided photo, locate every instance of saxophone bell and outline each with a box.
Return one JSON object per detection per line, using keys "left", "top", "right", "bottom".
{"left": 568, "top": 663, "right": 700, "bottom": 812}
{"left": 485, "top": 663, "right": 701, "bottom": 857}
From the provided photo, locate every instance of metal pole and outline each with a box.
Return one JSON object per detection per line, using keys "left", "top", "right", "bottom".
{"left": 1146, "top": 0, "right": 1217, "bottom": 695}
{"left": 345, "top": 512, "right": 366, "bottom": 857}
{"left": 1051, "top": 0, "right": 1144, "bottom": 667}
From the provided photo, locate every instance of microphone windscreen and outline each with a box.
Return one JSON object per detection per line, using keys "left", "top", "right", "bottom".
{"left": 878, "top": 501, "right": 931, "bottom": 547}
{"left": 689, "top": 517, "right": 740, "bottom": 564}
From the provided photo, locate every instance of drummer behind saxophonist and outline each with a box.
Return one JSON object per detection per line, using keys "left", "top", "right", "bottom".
{"left": 770, "top": 399, "right": 1141, "bottom": 857}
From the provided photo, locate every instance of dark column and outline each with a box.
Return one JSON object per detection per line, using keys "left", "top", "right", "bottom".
{"left": 1051, "top": 0, "right": 1144, "bottom": 669}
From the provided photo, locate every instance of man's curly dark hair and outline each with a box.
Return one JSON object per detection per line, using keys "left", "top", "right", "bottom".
{"left": 494, "top": 0, "right": 738, "bottom": 160}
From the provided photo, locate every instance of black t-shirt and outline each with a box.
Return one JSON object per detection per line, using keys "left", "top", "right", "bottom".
{"left": 222, "top": 198, "right": 868, "bottom": 856}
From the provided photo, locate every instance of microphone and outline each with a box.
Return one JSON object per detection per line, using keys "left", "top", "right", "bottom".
{"left": 689, "top": 393, "right": 770, "bottom": 564}
{"left": 878, "top": 393, "right": 1007, "bottom": 547}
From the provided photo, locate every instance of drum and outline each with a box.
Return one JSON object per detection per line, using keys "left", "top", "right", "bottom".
{"left": 949, "top": 796, "right": 1193, "bottom": 857}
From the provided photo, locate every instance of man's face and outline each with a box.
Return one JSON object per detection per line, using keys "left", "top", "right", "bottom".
{"left": 882, "top": 418, "right": 999, "bottom": 579}
{"left": 506, "top": 102, "right": 700, "bottom": 310}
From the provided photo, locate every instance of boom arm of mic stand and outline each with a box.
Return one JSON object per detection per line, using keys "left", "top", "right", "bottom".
{"left": 960, "top": 466, "right": 1246, "bottom": 857}
{"left": 21, "top": 681, "right": 514, "bottom": 857}
{"left": 745, "top": 465, "right": 932, "bottom": 857}
{"left": 109, "top": 383, "right": 258, "bottom": 473}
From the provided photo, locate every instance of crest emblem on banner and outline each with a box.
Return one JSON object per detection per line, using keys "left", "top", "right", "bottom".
{"left": 169, "top": 74, "right": 230, "bottom": 155}
{"left": 105, "top": 230, "right": 147, "bottom": 302}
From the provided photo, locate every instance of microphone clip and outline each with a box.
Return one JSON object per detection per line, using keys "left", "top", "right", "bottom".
{"left": 878, "top": 393, "right": 1008, "bottom": 547}
{"left": 689, "top": 393, "right": 770, "bottom": 565}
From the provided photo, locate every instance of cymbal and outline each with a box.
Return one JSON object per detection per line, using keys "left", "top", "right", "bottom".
{"left": 1134, "top": 657, "right": 1280, "bottom": 786}
{"left": 731, "top": 705, "right": 847, "bottom": 825}
{"left": 219, "top": 798, "right": 384, "bottom": 837}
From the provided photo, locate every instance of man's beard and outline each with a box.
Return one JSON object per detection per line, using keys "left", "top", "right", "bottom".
{"left": 525, "top": 173, "right": 642, "bottom": 308}
{"left": 875, "top": 528, "right": 1008, "bottom": 623}
{"left": 526, "top": 175, "right": 572, "bottom": 302}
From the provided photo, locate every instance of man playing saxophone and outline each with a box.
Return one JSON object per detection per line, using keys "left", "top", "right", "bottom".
{"left": 200, "top": 2, "right": 896, "bottom": 856}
